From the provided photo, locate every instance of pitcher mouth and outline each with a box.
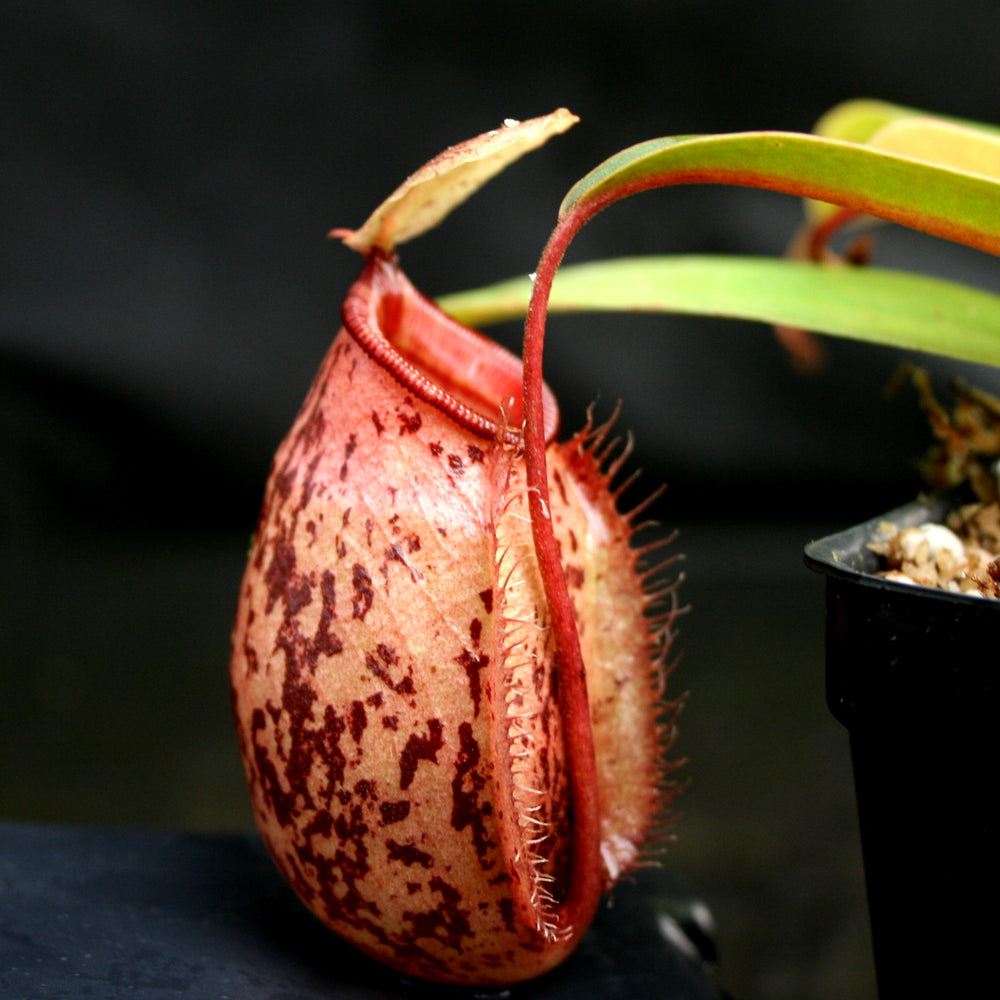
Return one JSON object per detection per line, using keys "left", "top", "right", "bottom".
{"left": 341, "top": 251, "right": 560, "bottom": 446}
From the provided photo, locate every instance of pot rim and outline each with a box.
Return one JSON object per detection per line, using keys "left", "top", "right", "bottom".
{"left": 804, "top": 493, "right": 1000, "bottom": 610}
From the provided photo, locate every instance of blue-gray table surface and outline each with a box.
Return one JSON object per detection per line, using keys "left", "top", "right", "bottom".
{"left": 0, "top": 821, "right": 724, "bottom": 1000}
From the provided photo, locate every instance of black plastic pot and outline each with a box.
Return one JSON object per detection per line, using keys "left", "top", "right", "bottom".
{"left": 805, "top": 496, "right": 996, "bottom": 999}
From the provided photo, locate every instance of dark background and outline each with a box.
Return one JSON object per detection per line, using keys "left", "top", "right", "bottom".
{"left": 3, "top": 3, "right": 998, "bottom": 998}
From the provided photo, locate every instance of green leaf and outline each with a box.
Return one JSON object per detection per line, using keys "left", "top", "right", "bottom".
{"left": 438, "top": 256, "right": 1000, "bottom": 367}
{"left": 558, "top": 131, "right": 1000, "bottom": 256}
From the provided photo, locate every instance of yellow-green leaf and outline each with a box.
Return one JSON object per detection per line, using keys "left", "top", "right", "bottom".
{"left": 810, "top": 99, "right": 923, "bottom": 145}
{"left": 333, "top": 109, "right": 577, "bottom": 254}
{"left": 806, "top": 101, "right": 1000, "bottom": 225}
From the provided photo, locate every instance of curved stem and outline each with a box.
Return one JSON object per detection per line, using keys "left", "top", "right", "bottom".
{"left": 522, "top": 207, "right": 603, "bottom": 936}
{"left": 803, "top": 207, "right": 865, "bottom": 262}
{"left": 521, "top": 135, "right": 1000, "bottom": 935}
